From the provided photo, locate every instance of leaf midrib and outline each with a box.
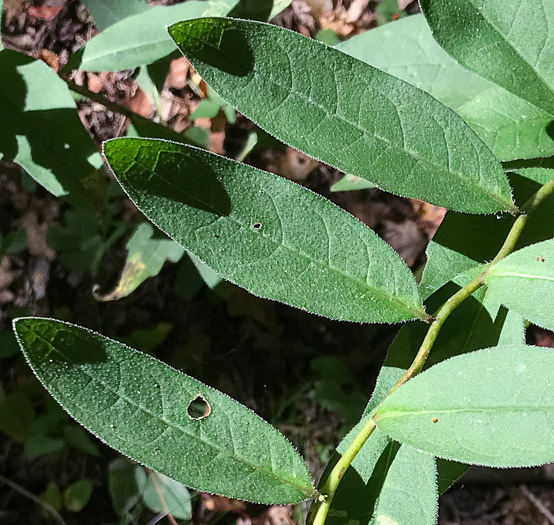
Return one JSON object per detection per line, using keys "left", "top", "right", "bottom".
{"left": 29, "top": 327, "right": 314, "bottom": 500}
{"left": 118, "top": 148, "right": 425, "bottom": 321}
{"left": 377, "top": 404, "right": 554, "bottom": 422}
{"left": 487, "top": 270, "right": 554, "bottom": 282}
{"left": 178, "top": 25, "right": 512, "bottom": 210}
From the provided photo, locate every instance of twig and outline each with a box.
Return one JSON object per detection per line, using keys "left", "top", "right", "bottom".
{"left": 0, "top": 473, "right": 67, "bottom": 525}
{"left": 520, "top": 485, "right": 554, "bottom": 524}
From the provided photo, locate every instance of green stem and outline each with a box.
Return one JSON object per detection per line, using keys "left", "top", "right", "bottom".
{"left": 309, "top": 176, "right": 554, "bottom": 525}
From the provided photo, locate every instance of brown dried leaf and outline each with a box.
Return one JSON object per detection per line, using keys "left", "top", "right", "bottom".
{"left": 275, "top": 148, "right": 317, "bottom": 182}
{"left": 37, "top": 50, "right": 60, "bottom": 72}
{"left": 209, "top": 131, "right": 225, "bottom": 155}
{"left": 125, "top": 87, "right": 153, "bottom": 118}
{"left": 27, "top": 6, "right": 62, "bottom": 21}
{"left": 166, "top": 57, "right": 190, "bottom": 90}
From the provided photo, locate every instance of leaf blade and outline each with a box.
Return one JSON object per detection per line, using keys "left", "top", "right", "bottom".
{"left": 13, "top": 317, "right": 315, "bottom": 504}
{"left": 336, "top": 14, "right": 554, "bottom": 162}
{"left": 375, "top": 345, "right": 554, "bottom": 467}
{"left": 419, "top": 0, "right": 554, "bottom": 114}
{"left": 485, "top": 238, "right": 554, "bottom": 331}
{"left": 104, "top": 137, "right": 426, "bottom": 323}
{"left": 169, "top": 17, "right": 514, "bottom": 214}
{"left": 74, "top": 1, "right": 239, "bottom": 71}
{"left": 81, "top": 0, "right": 149, "bottom": 31}
{"left": 0, "top": 50, "right": 100, "bottom": 208}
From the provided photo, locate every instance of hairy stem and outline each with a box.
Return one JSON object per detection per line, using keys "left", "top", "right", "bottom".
{"left": 309, "top": 176, "right": 554, "bottom": 525}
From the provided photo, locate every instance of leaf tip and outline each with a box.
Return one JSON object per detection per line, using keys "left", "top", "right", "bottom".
{"left": 12, "top": 316, "right": 33, "bottom": 337}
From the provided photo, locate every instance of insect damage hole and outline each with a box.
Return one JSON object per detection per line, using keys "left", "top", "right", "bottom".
{"left": 252, "top": 222, "right": 262, "bottom": 231}
{"left": 537, "top": 255, "right": 545, "bottom": 262}
{"left": 187, "top": 394, "right": 211, "bottom": 420}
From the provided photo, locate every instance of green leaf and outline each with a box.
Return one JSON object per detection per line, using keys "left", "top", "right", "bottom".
{"left": 0, "top": 50, "right": 100, "bottom": 208}
{"left": 13, "top": 317, "right": 315, "bottom": 504}
{"left": 169, "top": 18, "right": 514, "bottom": 214}
{"left": 104, "top": 138, "right": 426, "bottom": 323}
{"left": 142, "top": 472, "right": 192, "bottom": 520}
{"left": 485, "top": 238, "right": 554, "bottom": 331}
{"left": 63, "top": 479, "right": 93, "bottom": 512}
{"left": 323, "top": 276, "right": 525, "bottom": 524}
{"left": 73, "top": 1, "right": 239, "bottom": 72}
{"left": 41, "top": 482, "right": 63, "bottom": 512}
{"left": 420, "top": 0, "right": 554, "bottom": 115}
{"left": 375, "top": 345, "right": 554, "bottom": 467}
{"left": 376, "top": 0, "right": 406, "bottom": 26}
{"left": 269, "top": 0, "right": 292, "bottom": 19}
{"left": 330, "top": 174, "right": 376, "bottom": 193}
{"left": 368, "top": 446, "right": 437, "bottom": 525}
{"left": 81, "top": 0, "right": 149, "bottom": 31}
{"left": 421, "top": 168, "right": 554, "bottom": 299}
{"left": 109, "top": 459, "right": 147, "bottom": 517}
{"left": 337, "top": 14, "right": 554, "bottom": 162}
{"left": 94, "top": 223, "right": 185, "bottom": 301}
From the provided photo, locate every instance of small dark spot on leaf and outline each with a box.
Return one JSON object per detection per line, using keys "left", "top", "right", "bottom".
{"left": 537, "top": 255, "right": 545, "bottom": 262}
{"left": 213, "top": 233, "right": 219, "bottom": 238}
{"left": 187, "top": 394, "right": 211, "bottom": 420}
{"left": 253, "top": 222, "right": 262, "bottom": 230}
{"left": 430, "top": 417, "right": 438, "bottom": 423}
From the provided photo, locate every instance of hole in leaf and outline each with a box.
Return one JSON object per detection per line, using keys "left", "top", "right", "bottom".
{"left": 187, "top": 394, "right": 211, "bottom": 420}
{"left": 537, "top": 255, "right": 545, "bottom": 262}
{"left": 253, "top": 222, "right": 262, "bottom": 230}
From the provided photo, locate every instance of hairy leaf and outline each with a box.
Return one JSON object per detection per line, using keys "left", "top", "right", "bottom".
{"left": 73, "top": 1, "right": 239, "bottom": 71}
{"left": 337, "top": 14, "right": 554, "bottom": 162}
{"left": 104, "top": 138, "right": 426, "bottom": 323}
{"left": 485, "top": 238, "right": 554, "bottom": 330}
{"left": 94, "top": 223, "right": 185, "bottom": 301}
{"left": 375, "top": 345, "right": 554, "bottom": 467}
{"left": 420, "top": 0, "right": 554, "bottom": 115}
{"left": 169, "top": 18, "right": 514, "bottom": 214}
{"left": 421, "top": 168, "right": 554, "bottom": 299}
{"left": 81, "top": 0, "right": 149, "bottom": 31}
{"left": 321, "top": 281, "right": 524, "bottom": 524}
{"left": 369, "top": 446, "right": 437, "bottom": 525}
{"left": 13, "top": 318, "right": 315, "bottom": 504}
{"left": 0, "top": 50, "right": 100, "bottom": 208}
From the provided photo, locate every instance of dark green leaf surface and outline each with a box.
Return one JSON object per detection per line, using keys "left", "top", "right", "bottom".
{"left": 485, "top": 239, "right": 554, "bottom": 331}
{"left": 74, "top": 1, "right": 239, "bottom": 71}
{"left": 375, "top": 345, "right": 554, "bottom": 467}
{"left": 81, "top": 0, "right": 149, "bottom": 31}
{"left": 421, "top": 169, "right": 554, "bottom": 299}
{"left": 104, "top": 138, "right": 426, "bottom": 323}
{"left": 0, "top": 50, "right": 99, "bottom": 208}
{"left": 13, "top": 318, "right": 315, "bottom": 504}
{"left": 169, "top": 18, "right": 514, "bottom": 214}
{"left": 420, "top": 0, "right": 554, "bottom": 114}
{"left": 337, "top": 15, "right": 554, "bottom": 162}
